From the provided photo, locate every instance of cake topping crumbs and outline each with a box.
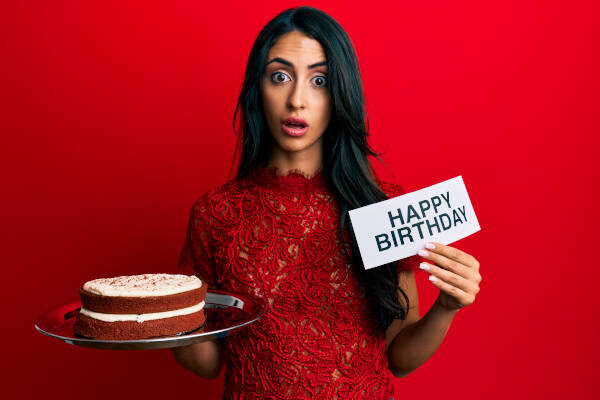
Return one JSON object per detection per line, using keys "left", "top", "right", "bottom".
{"left": 82, "top": 274, "right": 202, "bottom": 297}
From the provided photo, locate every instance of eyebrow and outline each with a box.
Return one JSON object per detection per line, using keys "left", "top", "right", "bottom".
{"left": 265, "top": 57, "right": 327, "bottom": 69}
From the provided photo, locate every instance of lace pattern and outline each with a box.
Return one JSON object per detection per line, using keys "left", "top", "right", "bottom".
{"left": 178, "top": 166, "right": 418, "bottom": 399}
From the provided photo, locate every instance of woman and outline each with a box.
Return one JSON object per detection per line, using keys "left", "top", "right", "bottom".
{"left": 171, "top": 6, "right": 482, "bottom": 400}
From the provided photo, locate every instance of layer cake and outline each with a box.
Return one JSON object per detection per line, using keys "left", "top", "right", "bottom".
{"left": 73, "top": 274, "right": 207, "bottom": 340}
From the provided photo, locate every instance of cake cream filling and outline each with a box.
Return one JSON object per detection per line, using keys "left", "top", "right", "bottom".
{"left": 80, "top": 301, "right": 205, "bottom": 323}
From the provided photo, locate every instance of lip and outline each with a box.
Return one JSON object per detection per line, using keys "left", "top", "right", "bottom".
{"left": 281, "top": 117, "right": 309, "bottom": 137}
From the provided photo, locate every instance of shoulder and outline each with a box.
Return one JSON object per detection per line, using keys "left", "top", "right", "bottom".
{"left": 189, "top": 178, "right": 250, "bottom": 220}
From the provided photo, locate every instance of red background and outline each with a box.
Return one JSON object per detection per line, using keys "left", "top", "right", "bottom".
{"left": 3, "top": 0, "right": 598, "bottom": 398}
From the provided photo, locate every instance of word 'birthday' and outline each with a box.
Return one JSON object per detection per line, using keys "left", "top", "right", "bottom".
{"left": 375, "top": 191, "right": 468, "bottom": 251}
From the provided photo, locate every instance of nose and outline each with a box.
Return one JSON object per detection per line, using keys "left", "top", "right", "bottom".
{"left": 286, "top": 81, "right": 306, "bottom": 110}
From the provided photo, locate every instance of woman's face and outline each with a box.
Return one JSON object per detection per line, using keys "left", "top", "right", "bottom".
{"left": 261, "top": 30, "right": 332, "bottom": 166}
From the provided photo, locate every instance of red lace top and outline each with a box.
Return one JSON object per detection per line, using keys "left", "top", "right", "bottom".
{"left": 178, "top": 166, "right": 419, "bottom": 400}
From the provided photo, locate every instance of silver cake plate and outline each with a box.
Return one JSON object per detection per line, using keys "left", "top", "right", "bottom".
{"left": 34, "top": 290, "right": 267, "bottom": 350}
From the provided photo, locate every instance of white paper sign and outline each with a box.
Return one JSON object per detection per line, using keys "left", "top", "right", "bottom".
{"left": 348, "top": 176, "right": 481, "bottom": 270}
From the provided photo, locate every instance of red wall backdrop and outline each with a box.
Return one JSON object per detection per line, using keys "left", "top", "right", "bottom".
{"left": 3, "top": 0, "right": 598, "bottom": 398}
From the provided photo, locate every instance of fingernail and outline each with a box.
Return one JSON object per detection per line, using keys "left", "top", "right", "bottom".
{"left": 418, "top": 249, "right": 429, "bottom": 257}
{"left": 429, "top": 275, "right": 437, "bottom": 283}
{"left": 419, "top": 262, "right": 430, "bottom": 271}
{"left": 425, "top": 242, "right": 435, "bottom": 250}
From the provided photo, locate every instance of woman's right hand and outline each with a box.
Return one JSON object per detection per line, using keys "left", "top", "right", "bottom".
{"left": 170, "top": 338, "right": 225, "bottom": 379}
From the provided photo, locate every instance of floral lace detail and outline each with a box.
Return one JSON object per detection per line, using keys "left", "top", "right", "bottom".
{"left": 178, "top": 166, "right": 417, "bottom": 400}
{"left": 252, "top": 165, "right": 327, "bottom": 192}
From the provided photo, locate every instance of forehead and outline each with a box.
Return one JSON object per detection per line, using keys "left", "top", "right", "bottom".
{"left": 266, "top": 31, "right": 326, "bottom": 65}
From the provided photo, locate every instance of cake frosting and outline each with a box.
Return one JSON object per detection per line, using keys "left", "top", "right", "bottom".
{"left": 82, "top": 273, "right": 202, "bottom": 297}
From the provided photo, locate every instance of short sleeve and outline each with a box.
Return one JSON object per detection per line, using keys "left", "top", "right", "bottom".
{"left": 177, "top": 192, "right": 219, "bottom": 289}
{"left": 377, "top": 180, "right": 406, "bottom": 200}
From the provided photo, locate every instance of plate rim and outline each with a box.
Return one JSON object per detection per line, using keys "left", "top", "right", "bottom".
{"left": 34, "top": 290, "right": 267, "bottom": 349}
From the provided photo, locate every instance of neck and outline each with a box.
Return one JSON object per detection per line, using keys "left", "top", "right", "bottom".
{"left": 267, "top": 145, "right": 323, "bottom": 176}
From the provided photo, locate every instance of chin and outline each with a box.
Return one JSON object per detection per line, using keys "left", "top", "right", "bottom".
{"left": 274, "top": 136, "right": 322, "bottom": 154}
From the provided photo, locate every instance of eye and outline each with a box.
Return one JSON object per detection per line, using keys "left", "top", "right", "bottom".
{"left": 312, "top": 75, "right": 328, "bottom": 88}
{"left": 270, "top": 72, "right": 290, "bottom": 83}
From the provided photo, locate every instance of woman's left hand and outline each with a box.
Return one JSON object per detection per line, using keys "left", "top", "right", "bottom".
{"left": 418, "top": 242, "right": 482, "bottom": 312}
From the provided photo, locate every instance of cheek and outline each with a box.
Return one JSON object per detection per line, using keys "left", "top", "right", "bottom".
{"left": 262, "top": 88, "right": 282, "bottom": 121}
{"left": 315, "top": 96, "right": 332, "bottom": 125}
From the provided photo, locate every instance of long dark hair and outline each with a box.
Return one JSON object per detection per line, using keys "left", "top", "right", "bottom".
{"left": 231, "top": 6, "right": 410, "bottom": 333}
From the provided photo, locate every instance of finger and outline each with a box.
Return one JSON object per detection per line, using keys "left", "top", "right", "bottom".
{"left": 418, "top": 248, "right": 470, "bottom": 278}
{"left": 420, "top": 262, "right": 476, "bottom": 294}
{"left": 424, "top": 242, "right": 480, "bottom": 270}
{"left": 428, "top": 274, "right": 475, "bottom": 306}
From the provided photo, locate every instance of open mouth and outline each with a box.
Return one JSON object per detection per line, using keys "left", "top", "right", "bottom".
{"left": 282, "top": 117, "right": 308, "bottom": 129}
{"left": 284, "top": 122, "right": 306, "bottom": 128}
{"left": 281, "top": 120, "right": 309, "bottom": 136}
